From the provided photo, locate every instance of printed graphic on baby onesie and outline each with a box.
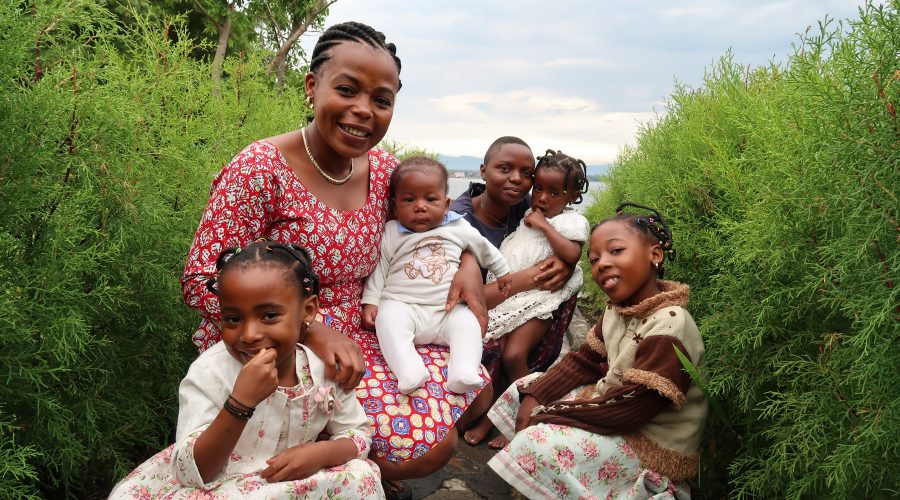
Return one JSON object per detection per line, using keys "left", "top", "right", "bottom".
{"left": 404, "top": 237, "right": 450, "bottom": 284}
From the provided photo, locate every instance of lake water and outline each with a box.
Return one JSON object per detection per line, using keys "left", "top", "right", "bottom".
{"left": 447, "top": 177, "right": 602, "bottom": 214}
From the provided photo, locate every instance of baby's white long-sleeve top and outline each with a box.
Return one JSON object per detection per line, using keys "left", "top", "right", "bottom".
{"left": 362, "top": 218, "right": 510, "bottom": 307}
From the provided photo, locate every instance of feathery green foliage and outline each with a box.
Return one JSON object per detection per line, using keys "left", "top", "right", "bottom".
{"left": 0, "top": 2, "right": 309, "bottom": 496}
{"left": 584, "top": 2, "right": 898, "bottom": 496}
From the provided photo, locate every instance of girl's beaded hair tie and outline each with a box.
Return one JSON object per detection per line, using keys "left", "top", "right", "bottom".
{"left": 615, "top": 201, "right": 677, "bottom": 263}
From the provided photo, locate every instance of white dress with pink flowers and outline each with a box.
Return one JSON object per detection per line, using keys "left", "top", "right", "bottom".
{"left": 108, "top": 343, "right": 383, "bottom": 499}
{"left": 487, "top": 373, "right": 691, "bottom": 500}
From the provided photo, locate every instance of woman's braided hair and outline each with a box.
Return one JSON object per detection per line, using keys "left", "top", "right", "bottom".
{"left": 595, "top": 202, "right": 676, "bottom": 279}
{"left": 206, "top": 240, "right": 320, "bottom": 297}
{"left": 533, "top": 149, "right": 590, "bottom": 204}
{"left": 310, "top": 21, "right": 402, "bottom": 88}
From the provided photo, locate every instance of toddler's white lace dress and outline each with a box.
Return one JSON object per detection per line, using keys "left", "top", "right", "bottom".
{"left": 485, "top": 208, "right": 589, "bottom": 341}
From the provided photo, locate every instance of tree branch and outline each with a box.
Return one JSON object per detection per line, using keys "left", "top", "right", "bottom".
{"left": 263, "top": 0, "right": 283, "bottom": 44}
{"left": 192, "top": 0, "right": 217, "bottom": 25}
{"left": 266, "top": 0, "right": 335, "bottom": 75}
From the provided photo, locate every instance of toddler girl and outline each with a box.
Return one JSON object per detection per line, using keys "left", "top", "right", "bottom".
{"left": 486, "top": 150, "right": 591, "bottom": 383}
{"left": 110, "top": 241, "right": 382, "bottom": 499}
{"left": 487, "top": 202, "right": 708, "bottom": 499}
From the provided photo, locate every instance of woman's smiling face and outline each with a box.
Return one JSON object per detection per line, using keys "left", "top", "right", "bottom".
{"left": 305, "top": 41, "right": 401, "bottom": 159}
{"left": 480, "top": 143, "right": 535, "bottom": 207}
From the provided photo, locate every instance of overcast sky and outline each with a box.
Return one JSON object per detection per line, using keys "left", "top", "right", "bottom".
{"left": 300, "top": 1, "right": 870, "bottom": 164}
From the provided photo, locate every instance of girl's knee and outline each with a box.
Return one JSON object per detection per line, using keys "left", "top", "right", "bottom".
{"left": 502, "top": 347, "right": 526, "bottom": 370}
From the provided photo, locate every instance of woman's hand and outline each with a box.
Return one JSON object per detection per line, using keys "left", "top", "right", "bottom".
{"left": 447, "top": 252, "right": 488, "bottom": 335}
{"left": 231, "top": 348, "right": 279, "bottom": 407}
{"left": 515, "top": 395, "right": 540, "bottom": 432}
{"left": 534, "top": 255, "right": 574, "bottom": 291}
{"left": 304, "top": 322, "right": 365, "bottom": 390}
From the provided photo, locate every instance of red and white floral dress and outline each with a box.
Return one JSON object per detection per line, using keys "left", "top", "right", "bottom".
{"left": 182, "top": 141, "right": 487, "bottom": 462}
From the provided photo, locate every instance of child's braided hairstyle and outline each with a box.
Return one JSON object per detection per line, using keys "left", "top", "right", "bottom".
{"left": 533, "top": 149, "right": 590, "bottom": 204}
{"left": 206, "top": 240, "right": 320, "bottom": 297}
{"left": 595, "top": 201, "right": 676, "bottom": 279}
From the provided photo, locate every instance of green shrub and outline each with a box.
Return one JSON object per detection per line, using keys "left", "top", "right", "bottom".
{"left": 0, "top": 2, "right": 309, "bottom": 496}
{"left": 584, "top": 3, "right": 898, "bottom": 497}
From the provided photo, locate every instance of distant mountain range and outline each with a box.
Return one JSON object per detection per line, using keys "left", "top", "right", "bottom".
{"left": 438, "top": 154, "right": 610, "bottom": 176}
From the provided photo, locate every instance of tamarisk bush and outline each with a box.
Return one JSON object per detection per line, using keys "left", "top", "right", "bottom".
{"left": 584, "top": 2, "right": 898, "bottom": 497}
{"left": 0, "top": 2, "right": 309, "bottom": 497}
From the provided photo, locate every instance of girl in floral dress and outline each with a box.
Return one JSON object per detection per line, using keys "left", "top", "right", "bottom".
{"left": 110, "top": 241, "right": 382, "bottom": 499}
{"left": 488, "top": 203, "right": 708, "bottom": 499}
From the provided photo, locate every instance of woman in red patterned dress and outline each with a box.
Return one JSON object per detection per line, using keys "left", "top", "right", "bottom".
{"left": 181, "top": 22, "right": 490, "bottom": 495}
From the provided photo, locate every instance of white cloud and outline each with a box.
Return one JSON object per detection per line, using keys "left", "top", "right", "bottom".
{"left": 302, "top": 0, "right": 873, "bottom": 164}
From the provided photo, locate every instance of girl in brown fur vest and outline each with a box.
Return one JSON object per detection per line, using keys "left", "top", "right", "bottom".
{"left": 487, "top": 202, "right": 707, "bottom": 499}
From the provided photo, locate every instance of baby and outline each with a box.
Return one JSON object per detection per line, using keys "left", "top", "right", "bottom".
{"left": 362, "top": 156, "right": 510, "bottom": 394}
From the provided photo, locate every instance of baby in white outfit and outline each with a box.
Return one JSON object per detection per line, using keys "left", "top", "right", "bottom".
{"left": 362, "top": 157, "right": 510, "bottom": 394}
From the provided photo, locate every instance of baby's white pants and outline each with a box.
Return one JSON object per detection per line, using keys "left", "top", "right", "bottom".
{"left": 375, "top": 299, "right": 483, "bottom": 394}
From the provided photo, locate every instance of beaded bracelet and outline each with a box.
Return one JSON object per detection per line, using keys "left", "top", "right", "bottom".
{"left": 223, "top": 395, "right": 254, "bottom": 420}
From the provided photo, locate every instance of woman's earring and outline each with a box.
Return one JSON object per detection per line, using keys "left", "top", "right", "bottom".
{"left": 653, "top": 262, "right": 659, "bottom": 269}
{"left": 306, "top": 95, "right": 314, "bottom": 110}
{"left": 303, "top": 321, "right": 311, "bottom": 330}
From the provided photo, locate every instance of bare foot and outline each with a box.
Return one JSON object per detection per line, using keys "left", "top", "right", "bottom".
{"left": 463, "top": 417, "right": 492, "bottom": 446}
{"left": 382, "top": 479, "right": 411, "bottom": 500}
{"left": 488, "top": 434, "right": 509, "bottom": 450}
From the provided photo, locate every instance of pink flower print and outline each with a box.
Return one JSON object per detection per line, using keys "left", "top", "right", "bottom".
{"left": 258, "top": 429, "right": 265, "bottom": 438}
{"left": 516, "top": 452, "right": 537, "bottom": 475}
{"left": 184, "top": 492, "right": 218, "bottom": 500}
{"left": 552, "top": 479, "right": 570, "bottom": 496}
{"left": 644, "top": 470, "right": 664, "bottom": 487}
{"left": 619, "top": 441, "right": 637, "bottom": 459}
{"left": 362, "top": 475, "right": 377, "bottom": 493}
{"left": 598, "top": 458, "right": 624, "bottom": 483}
{"left": 556, "top": 447, "right": 576, "bottom": 470}
{"left": 578, "top": 472, "right": 591, "bottom": 487}
{"left": 292, "top": 481, "right": 312, "bottom": 495}
{"left": 128, "top": 485, "right": 151, "bottom": 500}
{"left": 238, "top": 478, "right": 263, "bottom": 493}
{"left": 529, "top": 427, "right": 548, "bottom": 444}
{"left": 604, "top": 489, "right": 620, "bottom": 500}
{"left": 159, "top": 445, "right": 174, "bottom": 464}
{"left": 580, "top": 439, "right": 599, "bottom": 459}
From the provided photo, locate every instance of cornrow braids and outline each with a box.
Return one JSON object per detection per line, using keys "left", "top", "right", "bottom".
{"left": 534, "top": 149, "right": 590, "bottom": 204}
{"left": 206, "top": 240, "right": 320, "bottom": 297}
{"left": 309, "top": 21, "right": 402, "bottom": 88}
{"left": 594, "top": 202, "right": 676, "bottom": 278}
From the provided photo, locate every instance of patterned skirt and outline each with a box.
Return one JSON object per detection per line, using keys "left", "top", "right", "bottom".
{"left": 109, "top": 446, "right": 383, "bottom": 499}
{"left": 487, "top": 374, "right": 691, "bottom": 500}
